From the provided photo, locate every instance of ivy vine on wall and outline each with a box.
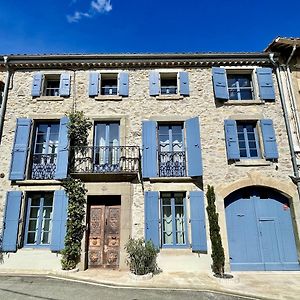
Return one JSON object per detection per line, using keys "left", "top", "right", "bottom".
{"left": 60, "top": 111, "right": 92, "bottom": 270}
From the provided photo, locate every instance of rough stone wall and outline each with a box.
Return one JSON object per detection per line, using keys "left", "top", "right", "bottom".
{"left": 0, "top": 65, "right": 298, "bottom": 271}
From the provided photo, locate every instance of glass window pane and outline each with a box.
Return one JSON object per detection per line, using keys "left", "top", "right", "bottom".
{"left": 43, "top": 194, "right": 53, "bottom": 207}
{"left": 240, "top": 149, "right": 247, "bottom": 157}
{"left": 29, "top": 208, "right": 39, "bottom": 218}
{"left": 43, "top": 207, "right": 52, "bottom": 219}
{"left": 42, "top": 219, "right": 51, "bottom": 232}
{"left": 27, "top": 232, "right": 36, "bottom": 244}
{"left": 109, "top": 123, "right": 119, "bottom": 146}
{"left": 229, "top": 90, "right": 239, "bottom": 100}
{"left": 240, "top": 89, "right": 253, "bottom": 100}
{"left": 250, "top": 149, "right": 258, "bottom": 157}
{"left": 30, "top": 196, "right": 41, "bottom": 206}
{"left": 95, "top": 124, "right": 106, "bottom": 147}
{"left": 28, "top": 219, "right": 38, "bottom": 231}
{"left": 41, "top": 232, "right": 50, "bottom": 244}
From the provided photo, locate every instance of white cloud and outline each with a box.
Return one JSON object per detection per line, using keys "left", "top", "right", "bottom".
{"left": 67, "top": 0, "right": 112, "bottom": 23}
{"left": 91, "top": 0, "right": 112, "bottom": 13}
{"left": 67, "top": 11, "right": 91, "bottom": 23}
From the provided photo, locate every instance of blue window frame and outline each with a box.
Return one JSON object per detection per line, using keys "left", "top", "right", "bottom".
{"left": 24, "top": 192, "right": 53, "bottom": 247}
{"left": 31, "top": 122, "right": 59, "bottom": 179}
{"left": 161, "top": 192, "right": 187, "bottom": 247}
{"left": 227, "top": 74, "right": 254, "bottom": 100}
{"left": 101, "top": 74, "right": 118, "bottom": 95}
{"left": 93, "top": 122, "right": 120, "bottom": 172}
{"left": 160, "top": 73, "right": 178, "bottom": 95}
{"left": 237, "top": 122, "right": 260, "bottom": 158}
{"left": 158, "top": 124, "right": 186, "bottom": 177}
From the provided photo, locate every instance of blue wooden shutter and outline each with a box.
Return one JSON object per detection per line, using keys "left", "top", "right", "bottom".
{"left": 31, "top": 72, "right": 42, "bottom": 97}
{"left": 224, "top": 120, "right": 240, "bottom": 160}
{"left": 149, "top": 71, "right": 160, "bottom": 96}
{"left": 9, "top": 118, "right": 32, "bottom": 180}
{"left": 179, "top": 71, "right": 189, "bottom": 96}
{"left": 260, "top": 119, "right": 279, "bottom": 160}
{"left": 186, "top": 117, "right": 203, "bottom": 176}
{"left": 190, "top": 191, "right": 207, "bottom": 252}
{"left": 145, "top": 191, "right": 160, "bottom": 249}
{"left": 118, "top": 72, "right": 129, "bottom": 96}
{"left": 256, "top": 68, "right": 275, "bottom": 101}
{"left": 54, "top": 117, "right": 69, "bottom": 179}
{"left": 142, "top": 120, "right": 157, "bottom": 178}
{"left": 89, "top": 72, "right": 99, "bottom": 96}
{"left": 51, "top": 190, "right": 68, "bottom": 251}
{"left": 2, "top": 191, "right": 22, "bottom": 252}
{"left": 59, "top": 72, "right": 70, "bottom": 96}
{"left": 212, "top": 67, "right": 229, "bottom": 100}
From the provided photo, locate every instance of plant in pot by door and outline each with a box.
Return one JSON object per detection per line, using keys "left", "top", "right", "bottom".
{"left": 125, "top": 238, "right": 159, "bottom": 280}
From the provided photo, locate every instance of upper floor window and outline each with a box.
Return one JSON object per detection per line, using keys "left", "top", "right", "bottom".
{"left": 149, "top": 71, "right": 189, "bottom": 97}
{"left": 9, "top": 117, "right": 69, "bottom": 181}
{"left": 227, "top": 74, "right": 254, "bottom": 100}
{"left": 158, "top": 124, "right": 185, "bottom": 177}
{"left": 89, "top": 72, "right": 129, "bottom": 97}
{"left": 31, "top": 72, "right": 71, "bottom": 98}
{"left": 224, "top": 119, "right": 278, "bottom": 162}
{"left": 24, "top": 192, "right": 53, "bottom": 246}
{"left": 212, "top": 67, "right": 275, "bottom": 102}
{"left": 0, "top": 81, "right": 4, "bottom": 108}
{"left": 142, "top": 117, "right": 203, "bottom": 178}
{"left": 31, "top": 122, "right": 59, "bottom": 179}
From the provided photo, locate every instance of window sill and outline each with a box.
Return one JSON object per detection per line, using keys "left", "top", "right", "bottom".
{"left": 224, "top": 100, "right": 264, "bottom": 105}
{"left": 15, "top": 179, "right": 61, "bottom": 185}
{"left": 156, "top": 95, "right": 184, "bottom": 101}
{"left": 234, "top": 159, "right": 271, "bottom": 167}
{"left": 93, "top": 95, "right": 123, "bottom": 101}
{"left": 149, "top": 176, "right": 194, "bottom": 183}
{"left": 34, "top": 96, "right": 65, "bottom": 101}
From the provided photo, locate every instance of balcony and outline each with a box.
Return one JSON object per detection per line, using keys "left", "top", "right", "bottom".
{"left": 69, "top": 146, "right": 140, "bottom": 181}
{"left": 158, "top": 151, "right": 186, "bottom": 177}
{"left": 31, "top": 154, "right": 57, "bottom": 180}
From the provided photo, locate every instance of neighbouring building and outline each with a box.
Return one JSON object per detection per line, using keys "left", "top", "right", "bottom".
{"left": 0, "top": 50, "right": 299, "bottom": 273}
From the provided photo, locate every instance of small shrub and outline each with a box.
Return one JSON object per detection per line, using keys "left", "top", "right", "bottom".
{"left": 125, "top": 238, "right": 159, "bottom": 275}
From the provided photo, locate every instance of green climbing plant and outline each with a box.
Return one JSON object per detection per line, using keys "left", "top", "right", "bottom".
{"left": 206, "top": 185, "right": 225, "bottom": 277}
{"left": 60, "top": 111, "right": 91, "bottom": 270}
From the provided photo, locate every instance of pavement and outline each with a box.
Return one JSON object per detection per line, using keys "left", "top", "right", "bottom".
{"left": 1, "top": 268, "right": 300, "bottom": 300}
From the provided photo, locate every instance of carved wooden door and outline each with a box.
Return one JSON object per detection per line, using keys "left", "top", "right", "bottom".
{"left": 88, "top": 205, "right": 120, "bottom": 268}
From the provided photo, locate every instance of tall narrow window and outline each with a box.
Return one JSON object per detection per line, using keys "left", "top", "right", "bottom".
{"left": 237, "top": 122, "right": 260, "bottom": 158}
{"left": 94, "top": 122, "right": 120, "bottom": 172}
{"left": 161, "top": 192, "right": 186, "bottom": 247}
{"left": 25, "top": 193, "right": 53, "bottom": 246}
{"left": 158, "top": 124, "right": 185, "bottom": 177}
{"left": 31, "top": 123, "right": 59, "bottom": 179}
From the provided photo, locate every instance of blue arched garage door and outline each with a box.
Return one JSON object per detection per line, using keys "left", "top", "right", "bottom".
{"left": 225, "top": 187, "right": 300, "bottom": 271}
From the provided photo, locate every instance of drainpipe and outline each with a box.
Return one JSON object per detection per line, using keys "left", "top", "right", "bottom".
{"left": 269, "top": 52, "right": 300, "bottom": 195}
{"left": 0, "top": 56, "right": 11, "bottom": 144}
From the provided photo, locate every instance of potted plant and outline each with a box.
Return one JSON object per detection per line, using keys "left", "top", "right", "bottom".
{"left": 125, "top": 238, "right": 159, "bottom": 280}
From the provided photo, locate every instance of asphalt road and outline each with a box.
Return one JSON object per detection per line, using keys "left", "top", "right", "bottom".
{"left": 0, "top": 275, "right": 257, "bottom": 300}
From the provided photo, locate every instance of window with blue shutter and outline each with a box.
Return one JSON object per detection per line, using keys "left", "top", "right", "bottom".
{"left": 24, "top": 192, "right": 54, "bottom": 247}
{"left": 186, "top": 117, "right": 202, "bottom": 177}
{"left": 118, "top": 72, "right": 129, "bottom": 96}
{"left": 51, "top": 190, "right": 68, "bottom": 252}
{"left": 9, "top": 118, "right": 32, "bottom": 181}
{"left": 190, "top": 191, "right": 207, "bottom": 252}
{"left": 212, "top": 67, "right": 229, "bottom": 100}
{"left": 89, "top": 72, "right": 99, "bottom": 96}
{"left": 224, "top": 120, "right": 240, "bottom": 160}
{"left": 161, "top": 192, "right": 187, "bottom": 248}
{"left": 54, "top": 117, "right": 69, "bottom": 180}
{"left": 59, "top": 72, "right": 71, "bottom": 97}
{"left": 32, "top": 73, "right": 43, "bottom": 97}
{"left": 2, "top": 191, "right": 22, "bottom": 252}
{"left": 179, "top": 72, "right": 189, "bottom": 96}
{"left": 145, "top": 191, "right": 160, "bottom": 249}
{"left": 142, "top": 120, "right": 157, "bottom": 178}
{"left": 256, "top": 68, "right": 275, "bottom": 101}
{"left": 260, "top": 119, "right": 278, "bottom": 160}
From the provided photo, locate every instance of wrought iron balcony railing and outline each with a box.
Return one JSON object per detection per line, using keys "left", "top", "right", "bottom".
{"left": 44, "top": 87, "right": 60, "bottom": 96}
{"left": 31, "top": 153, "right": 57, "bottom": 180}
{"left": 158, "top": 151, "right": 186, "bottom": 177}
{"left": 70, "top": 146, "right": 140, "bottom": 174}
{"left": 101, "top": 86, "right": 118, "bottom": 95}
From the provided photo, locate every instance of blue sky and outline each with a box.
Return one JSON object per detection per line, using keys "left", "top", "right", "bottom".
{"left": 0, "top": 0, "right": 299, "bottom": 54}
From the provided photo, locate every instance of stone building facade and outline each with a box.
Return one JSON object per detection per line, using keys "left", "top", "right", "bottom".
{"left": 0, "top": 52, "right": 299, "bottom": 272}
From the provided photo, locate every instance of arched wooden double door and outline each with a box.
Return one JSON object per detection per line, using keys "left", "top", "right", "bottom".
{"left": 225, "top": 187, "right": 300, "bottom": 271}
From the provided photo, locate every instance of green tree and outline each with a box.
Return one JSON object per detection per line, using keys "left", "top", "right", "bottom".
{"left": 206, "top": 185, "right": 225, "bottom": 277}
